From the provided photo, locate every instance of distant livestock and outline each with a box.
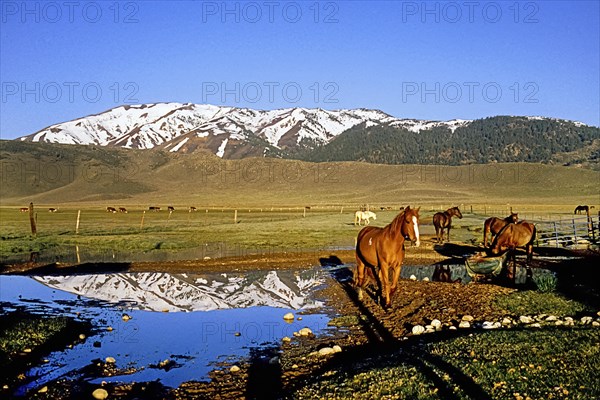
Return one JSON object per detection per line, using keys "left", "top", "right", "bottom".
{"left": 574, "top": 205, "right": 594, "bottom": 214}
{"left": 354, "top": 211, "right": 377, "bottom": 226}
{"left": 19, "top": 207, "right": 28, "bottom": 212}
{"left": 119, "top": 207, "right": 128, "bottom": 213}
{"left": 48, "top": 208, "right": 58, "bottom": 212}
{"left": 149, "top": 207, "right": 161, "bottom": 212}
{"left": 106, "top": 207, "right": 117, "bottom": 213}
{"left": 189, "top": 207, "right": 197, "bottom": 212}
{"left": 168, "top": 206, "right": 175, "bottom": 212}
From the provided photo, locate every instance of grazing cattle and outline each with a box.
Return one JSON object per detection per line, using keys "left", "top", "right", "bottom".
{"left": 168, "top": 206, "right": 175, "bottom": 212}
{"left": 489, "top": 221, "right": 537, "bottom": 279}
{"left": 119, "top": 207, "right": 128, "bottom": 213}
{"left": 149, "top": 206, "right": 161, "bottom": 212}
{"left": 19, "top": 207, "right": 29, "bottom": 212}
{"left": 432, "top": 206, "right": 463, "bottom": 243}
{"left": 354, "top": 211, "right": 377, "bottom": 226}
{"left": 48, "top": 208, "right": 58, "bottom": 212}
{"left": 189, "top": 206, "right": 197, "bottom": 212}
{"left": 354, "top": 206, "right": 420, "bottom": 309}
{"left": 483, "top": 212, "right": 519, "bottom": 247}
{"left": 304, "top": 206, "right": 311, "bottom": 210}
{"left": 574, "top": 205, "right": 594, "bottom": 214}
{"left": 106, "top": 207, "right": 117, "bottom": 213}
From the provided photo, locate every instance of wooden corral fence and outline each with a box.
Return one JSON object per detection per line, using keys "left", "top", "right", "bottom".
{"left": 532, "top": 215, "right": 599, "bottom": 248}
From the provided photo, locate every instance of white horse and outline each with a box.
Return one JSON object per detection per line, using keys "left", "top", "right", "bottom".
{"left": 354, "top": 210, "right": 377, "bottom": 226}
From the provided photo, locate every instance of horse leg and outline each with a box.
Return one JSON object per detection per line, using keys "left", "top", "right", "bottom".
{"left": 355, "top": 257, "right": 365, "bottom": 301}
{"left": 379, "top": 262, "right": 391, "bottom": 308}
{"left": 389, "top": 262, "right": 402, "bottom": 297}
{"left": 447, "top": 225, "right": 451, "bottom": 242}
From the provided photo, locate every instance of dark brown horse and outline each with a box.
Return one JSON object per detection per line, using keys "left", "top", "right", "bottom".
{"left": 354, "top": 206, "right": 420, "bottom": 309}
{"left": 489, "top": 221, "right": 536, "bottom": 279}
{"left": 433, "top": 206, "right": 463, "bottom": 243}
{"left": 483, "top": 212, "right": 519, "bottom": 247}
{"left": 574, "top": 205, "right": 594, "bottom": 214}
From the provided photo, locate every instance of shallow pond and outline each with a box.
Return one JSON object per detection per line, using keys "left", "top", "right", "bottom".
{"left": 0, "top": 269, "right": 332, "bottom": 395}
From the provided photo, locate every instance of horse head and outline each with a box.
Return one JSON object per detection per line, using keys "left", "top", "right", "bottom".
{"left": 451, "top": 206, "right": 463, "bottom": 219}
{"left": 401, "top": 206, "right": 421, "bottom": 247}
{"left": 509, "top": 212, "right": 518, "bottom": 223}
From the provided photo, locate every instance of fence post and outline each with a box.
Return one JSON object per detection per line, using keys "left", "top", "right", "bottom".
{"left": 76, "top": 210, "right": 81, "bottom": 234}
{"left": 553, "top": 222, "right": 559, "bottom": 248}
{"left": 234, "top": 210, "right": 237, "bottom": 223}
{"left": 572, "top": 219, "right": 578, "bottom": 245}
{"left": 29, "top": 202, "right": 37, "bottom": 237}
{"left": 140, "top": 211, "right": 146, "bottom": 230}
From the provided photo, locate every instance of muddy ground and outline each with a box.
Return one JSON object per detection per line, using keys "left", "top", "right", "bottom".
{"left": 2, "top": 235, "right": 599, "bottom": 399}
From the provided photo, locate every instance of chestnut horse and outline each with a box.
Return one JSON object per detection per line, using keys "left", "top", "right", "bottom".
{"left": 354, "top": 206, "right": 420, "bottom": 309}
{"left": 433, "top": 206, "right": 463, "bottom": 243}
{"left": 489, "top": 221, "right": 536, "bottom": 279}
{"left": 483, "top": 212, "right": 519, "bottom": 247}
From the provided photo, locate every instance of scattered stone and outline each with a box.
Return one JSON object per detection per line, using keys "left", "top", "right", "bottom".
{"left": 318, "top": 347, "right": 335, "bottom": 356}
{"left": 230, "top": 365, "right": 240, "bottom": 373}
{"left": 555, "top": 320, "right": 564, "bottom": 326}
{"left": 292, "top": 364, "right": 298, "bottom": 369}
{"left": 297, "top": 317, "right": 303, "bottom": 321}
{"left": 269, "top": 356, "right": 280, "bottom": 365}
{"left": 459, "top": 321, "right": 471, "bottom": 329}
{"left": 564, "top": 317, "right": 575, "bottom": 326}
{"left": 105, "top": 357, "right": 116, "bottom": 364}
{"left": 449, "top": 326, "right": 457, "bottom": 330}
{"left": 23, "top": 348, "right": 32, "bottom": 353}
{"left": 122, "top": 314, "right": 131, "bottom": 322}
{"left": 38, "top": 386, "right": 48, "bottom": 393}
{"left": 283, "top": 312, "right": 294, "bottom": 321}
{"left": 92, "top": 388, "right": 109, "bottom": 400}
{"left": 409, "top": 275, "right": 417, "bottom": 281}
{"left": 332, "top": 345, "right": 342, "bottom": 353}
{"left": 159, "top": 359, "right": 171, "bottom": 368}
{"left": 581, "top": 316, "right": 593, "bottom": 324}
{"left": 162, "top": 309, "right": 169, "bottom": 313}
{"left": 502, "top": 317, "right": 513, "bottom": 326}
{"left": 545, "top": 315, "right": 557, "bottom": 322}
{"left": 592, "top": 321, "right": 600, "bottom": 327}
{"left": 203, "top": 256, "right": 211, "bottom": 260}
{"left": 422, "top": 277, "right": 430, "bottom": 282}
{"left": 482, "top": 321, "right": 501, "bottom": 329}
{"left": 106, "top": 326, "right": 113, "bottom": 332}
{"left": 412, "top": 325, "right": 425, "bottom": 335}
{"left": 430, "top": 319, "right": 442, "bottom": 330}
{"left": 282, "top": 336, "right": 291, "bottom": 343}
{"left": 519, "top": 316, "right": 533, "bottom": 324}
{"left": 298, "top": 327, "right": 313, "bottom": 337}
{"left": 79, "top": 334, "right": 86, "bottom": 340}
{"left": 461, "top": 315, "right": 474, "bottom": 322}
{"left": 43, "top": 359, "right": 49, "bottom": 363}
{"left": 526, "top": 323, "right": 542, "bottom": 328}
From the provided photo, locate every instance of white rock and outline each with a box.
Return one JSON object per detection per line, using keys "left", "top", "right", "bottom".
{"left": 501, "top": 317, "right": 513, "bottom": 325}
{"left": 79, "top": 334, "right": 86, "bottom": 340}
{"left": 565, "top": 317, "right": 574, "bottom": 322}
{"left": 318, "top": 347, "right": 335, "bottom": 356}
{"left": 459, "top": 321, "right": 471, "bottom": 329}
{"left": 38, "top": 386, "right": 48, "bottom": 393}
{"left": 581, "top": 316, "right": 593, "bottom": 324}
{"left": 122, "top": 314, "right": 131, "bottom": 322}
{"left": 592, "top": 321, "right": 600, "bottom": 327}
{"left": 282, "top": 336, "right": 291, "bottom": 343}
{"left": 105, "top": 357, "right": 116, "bottom": 364}
{"left": 332, "top": 345, "right": 342, "bottom": 353}
{"left": 545, "top": 315, "right": 557, "bottom": 322}
{"left": 461, "top": 315, "right": 474, "bottom": 322}
{"left": 423, "top": 277, "right": 430, "bottom": 282}
{"left": 449, "top": 326, "right": 457, "bottom": 330}
{"left": 412, "top": 325, "right": 425, "bottom": 335}
{"left": 230, "top": 365, "right": 240, "bottom": 373}
{"left": 409, "top": 274, "right": 417, "bottom": 281}
{"left": 425, "top": 325, "right": 434, "bottom": 331}
{"left": 298, "top": 327, "right": 313, "bottom": 336}
{"left": 430, "top": 319, "right": 442, "bottom": 329}
{"left": 526, "top": 323, "right": 542, "bottom": 328}
{"left": 92, "top": 388, "right": 109, "bottom": 400}
{"left": 283, "top": 313, "right": 294, "bottom": 321}
{"left": 519, "top": 316, "right": 533, "bottom": 324}
{"left": 555, "top": 320, "right": 564, "bottom": 326}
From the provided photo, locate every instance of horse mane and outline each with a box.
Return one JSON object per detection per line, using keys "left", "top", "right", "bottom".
{"left": 387, "top": 208, "right": 408, "bottom": 236}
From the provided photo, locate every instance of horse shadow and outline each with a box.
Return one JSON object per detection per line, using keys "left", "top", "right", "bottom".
{"left": 433, "top": 243, "right": 480, "bottom": 259}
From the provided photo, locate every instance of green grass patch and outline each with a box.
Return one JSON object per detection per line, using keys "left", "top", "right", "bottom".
{"left": 494, "top": 291, "right": 590, "bottom": 316}
{"left": 293, "top": 328, "right": 600, "bottom": 399}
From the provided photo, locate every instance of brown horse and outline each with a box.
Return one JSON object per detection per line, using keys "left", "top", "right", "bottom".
{"left": 354, "top": 206, "right": 420, "bottom": 309}
{"left": 574, "top": 205, "right": 594, "bottom": 214}
{"left": 489, "top": 221, "right": 536, "bottom": 279}
{"left": 483, "top": 213, "right": 519, "bottom": 247}
{"left": 433, "top": 206, "right": 463, "bottom": 243}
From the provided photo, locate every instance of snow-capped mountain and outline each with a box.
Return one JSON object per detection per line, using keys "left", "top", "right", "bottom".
{"left": 35, "top": 270, "right": 325, "bottom": 312}
{"left": 18, "top": 103, "right": 472, "bottom": 158}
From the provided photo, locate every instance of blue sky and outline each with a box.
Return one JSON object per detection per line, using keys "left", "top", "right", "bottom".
{"left": 1, "top": 0, "right": 599, "bottom": 139}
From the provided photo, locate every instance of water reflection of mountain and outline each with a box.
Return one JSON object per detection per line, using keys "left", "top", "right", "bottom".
{"left": 35, "top": 270, "right": 325, "bottom": 312}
